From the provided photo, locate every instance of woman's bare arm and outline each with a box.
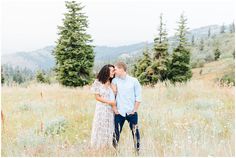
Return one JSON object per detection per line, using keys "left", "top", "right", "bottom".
{"left": 111, "top": 83, "right": 117, "bottom": 95}
{"left": 110, "top": 84, "right": 119, "bottom": 114}
{"left": 95, "top": 94, "right": 116, "bottom": 107}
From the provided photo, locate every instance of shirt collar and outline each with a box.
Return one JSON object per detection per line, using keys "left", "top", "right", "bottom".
{"left": 119, "top": 74, "right": 128, "bottom": 80}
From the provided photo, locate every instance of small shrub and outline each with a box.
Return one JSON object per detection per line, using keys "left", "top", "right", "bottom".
{"left": 18, "top": 104, "right": 31, "bottom": 111}
{"left": 219, "top": 74, "right": 235, "bottom": 86}
{"left": 44, "top": 116, "right": 68, "bottom": 136}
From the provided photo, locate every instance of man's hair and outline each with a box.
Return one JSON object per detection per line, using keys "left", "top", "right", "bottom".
{"left": 115, "top": 61, "right": 127, "bottom": 72}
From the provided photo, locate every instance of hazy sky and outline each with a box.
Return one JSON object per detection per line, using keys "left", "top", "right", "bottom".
{"left": 1, "top": 0, "right": 235, "bottom": 54}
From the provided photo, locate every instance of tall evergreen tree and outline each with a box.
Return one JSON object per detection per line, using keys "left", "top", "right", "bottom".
{"left": 168, "top": 13, "right": 192, "bottom": 83}
{"left": 53, "top": 1, "right": 94, "bottom": 87}
{"left": 133, "top": 47, "right": 152, "bottom": 85}
{"left": 148, "top": 13, "right": 169, "bottom": 83}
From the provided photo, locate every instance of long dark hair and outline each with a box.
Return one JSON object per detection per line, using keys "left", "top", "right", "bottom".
{"left": 97, "top": 64, "right": 115, "bottom": 84}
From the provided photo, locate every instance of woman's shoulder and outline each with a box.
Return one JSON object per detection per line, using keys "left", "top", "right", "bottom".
{"left": 93, "top": 79, "right": 101, "bottom": 84}
{"left": 91, "top": 79, "right": 103, "bottom": 94}
{"left": 92, "top": 79, "right": 102, "bottom": 87}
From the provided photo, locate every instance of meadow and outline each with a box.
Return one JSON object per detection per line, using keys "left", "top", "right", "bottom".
{"left": 1, "top": 78, "right": 234, "bottom": 156}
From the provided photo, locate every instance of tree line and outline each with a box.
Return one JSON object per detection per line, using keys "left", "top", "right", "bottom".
{"left": 132, "top": 13, "right": 192, "bottom": 85}
{"left": 1, "top": 64, "right": 54, "bottom": 85}
{"left": 1, "top": 1, "right": 235, "bottom": 87}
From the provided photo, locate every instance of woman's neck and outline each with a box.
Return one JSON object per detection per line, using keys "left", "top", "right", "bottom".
{"left": 104, "top": 81, "right": 110, "bottom": 86}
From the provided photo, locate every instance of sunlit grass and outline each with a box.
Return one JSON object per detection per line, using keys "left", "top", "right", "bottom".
{"left": 1, "top": 80, "right": 234, "bottom": 156}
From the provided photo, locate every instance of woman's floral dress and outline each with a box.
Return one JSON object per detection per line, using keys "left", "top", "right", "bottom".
{"left": 90, "top": 79, "right": 115, "bottom": 149}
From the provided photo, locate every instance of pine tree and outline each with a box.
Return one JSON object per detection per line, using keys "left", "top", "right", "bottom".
{"left": 230, "top": 21, "right": 235, "bottom": 33}
{"left": 133, "top": 47, "right": 152, "bottom": 85}
{"left": 175, "top": 14, "right": 189, "bottom": 48}
{"left": 36, "top": 70, "right": 45, "bottom": 83}
{"left": 191, "top": 35, "right": 195, "bottom": 46}
{"left": 208, "top": 27, "right": 211, "bottom": 38}
{"left": 168, "top": 13, "right": 192, "bottom": 83}
{"left": 149, "top": 13, "right": 169, "bottom": 83}
{"left": 214, "top": 48, "right": 221, "bottom": 61}
{"left": 53, "top": 1, "right": 94, "bottom": 87}
{"left": 1, "top": 66, "right": 4, "bottom": 85}
{"left": 199, "top": 38, "right": 204, "bottom": 51}
{"left": 213, "top": 39, "right": 221, "bottom": 61}
{"left": 13, "top": 69, "right": 24, "bottom": 84}
{"left": 220, "top": 23, "right": 225, "bottom": 34}
{"left": 36, "top": 70, "right": 47, "bottom": 83}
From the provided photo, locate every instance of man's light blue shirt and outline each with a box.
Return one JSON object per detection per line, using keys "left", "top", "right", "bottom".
{"left": 112, "top": 75, "right": 142, "bottom": 117}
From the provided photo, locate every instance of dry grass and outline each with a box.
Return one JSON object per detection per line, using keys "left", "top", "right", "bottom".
{"left": 1, "top": 80, "right": 235, "bottom": 156}
{"left": 192, "top": 58, "right": 235, "bottom": 82}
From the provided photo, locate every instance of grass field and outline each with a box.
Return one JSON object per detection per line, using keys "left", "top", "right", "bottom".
{"left": 1, "top": 77, "right": 234, "bottom": 156}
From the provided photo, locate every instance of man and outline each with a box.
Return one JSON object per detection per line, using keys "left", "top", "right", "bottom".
{"left": 111, "top": 61, "right": 142, "bottom": 154}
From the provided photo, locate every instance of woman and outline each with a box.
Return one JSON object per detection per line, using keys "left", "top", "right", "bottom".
{"left": 90, "top": 64, "right": 116, "bottom": 149}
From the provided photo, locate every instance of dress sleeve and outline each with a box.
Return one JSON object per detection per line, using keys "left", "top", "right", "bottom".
{"left": 91, "top": 80, "right": 101, "bottom": 95}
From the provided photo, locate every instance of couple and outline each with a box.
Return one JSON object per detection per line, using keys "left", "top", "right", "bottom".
{"left": 90, "top": 61, "right": 142, "bottom": 153}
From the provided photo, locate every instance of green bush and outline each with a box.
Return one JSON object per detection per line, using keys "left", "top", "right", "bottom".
{"left": 219, "top": 74, "right": 235, "bottom": 86}
{"left": 36, "top": 70, "right": 50, "bottom": 84}
{"left": 44, "top": 117, "right": 68, "bottom": 136}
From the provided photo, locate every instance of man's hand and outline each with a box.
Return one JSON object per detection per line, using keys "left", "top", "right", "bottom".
{"left": 127, "top": 110, "right": 136, "bottom": 115}
{"left": 127, "top": 101, "right": 140, "bottom": 115}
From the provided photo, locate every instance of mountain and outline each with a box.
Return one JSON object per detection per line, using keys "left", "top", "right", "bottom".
{"left": 1, "top": 42, "right": 152, "bottom": 71}
{"left": 2, "top": 46, "right": 55, "bottom": 71}
{"left": 94, "top": 42, "right": 153, "bottom": 61}
{"left": 1, "top": 24, "right": 233, "bottom": 72}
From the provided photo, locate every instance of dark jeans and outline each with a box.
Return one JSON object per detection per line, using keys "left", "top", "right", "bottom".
{"left": 113, "top": 112, "right": 140, "bottom": 151}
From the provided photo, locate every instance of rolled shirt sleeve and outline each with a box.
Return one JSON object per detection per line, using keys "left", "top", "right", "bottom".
{"left": 111, "top": 78, "right": 117, "bottom": 85}
{"left": 134, "top": 78, "right": 142, "bottom": 102}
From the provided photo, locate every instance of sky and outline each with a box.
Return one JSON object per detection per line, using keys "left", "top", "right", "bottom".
{"left": 1, "top": 0, "right": 235, "bottom": 54}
